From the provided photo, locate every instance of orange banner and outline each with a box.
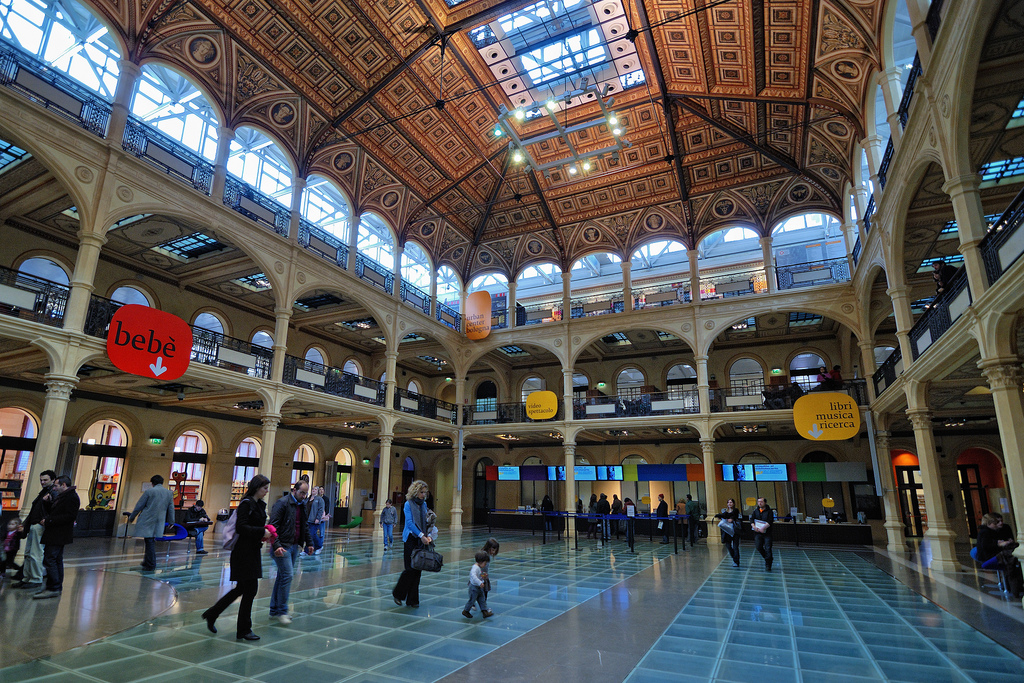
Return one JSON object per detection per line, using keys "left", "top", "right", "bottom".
{"left": 465, "top": 291, "right": 492, "bottom": 340}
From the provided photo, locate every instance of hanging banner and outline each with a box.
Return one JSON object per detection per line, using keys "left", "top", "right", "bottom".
{"left": 106, "top": 304, "right": 192, "bottom": 381}
{"left": 793, "top": 392, "right": 861, "bottom": 440}
{"left": 525, "top": 390, "right": 558, "bottom": 420}
{"left": 465, "top": 290, "right": 492, "bottom": 340}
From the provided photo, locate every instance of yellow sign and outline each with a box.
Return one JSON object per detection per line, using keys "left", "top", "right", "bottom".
{"left": 465, "top": 291, "right": 491, "bottom": 340}
{"left": 525, "top": 390, "right": 558, "bottom": 420}
{"left": 641, "top": 496, "right": 651, "bottom": 505}
{"left": 822, "top": 497, "right": 835, "bottom": 508}
{"left": 745, "top": 497, "right": 757, "bottom": 508}
{"left": 793, "top": 392, "right": 861, "bottom": 441}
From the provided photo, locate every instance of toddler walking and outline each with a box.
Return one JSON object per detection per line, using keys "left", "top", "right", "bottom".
{"left": 1, "top": 517, "right": 23, "bottom": 579}
{"left": 462, "top": 551, "right": 493, "bottom": 619}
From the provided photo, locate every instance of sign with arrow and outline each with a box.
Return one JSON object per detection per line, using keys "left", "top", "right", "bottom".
{"left": 793, "top": 392, "right": 860, "bottom": 441}
{"left": 106, "top": 304, "right": 192, "bottom": 381}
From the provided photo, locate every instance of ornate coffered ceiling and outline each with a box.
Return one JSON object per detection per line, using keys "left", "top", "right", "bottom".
{"left": 89, "top": 0, "right": 886, "bottom": 279}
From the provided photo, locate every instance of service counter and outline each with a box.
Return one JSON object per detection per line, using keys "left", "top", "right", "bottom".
{"left": 485, "top": 511, "right": 566, "bottom": 533}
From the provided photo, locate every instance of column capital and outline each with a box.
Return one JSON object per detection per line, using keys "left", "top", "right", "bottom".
{"left": 905, "top": 408, "right": 932, "bottom": 431}
{"left": 379, "top": 434, "right": 393, "bottom": 446}
{"left": 561, "top": 271, "right": 571, "bottom": 283}
{"left": 885, "top": 285, "right": 911, "bottom": 299}
{"left": 980, "top": 362, "right": 1023, "bottom": 390}
{"left": 857, "top": 338, "right": 875, "bottom": 351}
{"left": 43, "top": 376, "right": 77, "bottom": 401}
{"left": 699, "top": 438, "right": 714, "bottom": 455}
{"left": 261, "top": 414, "right": 281, "bottom": 430}
{"left": 941, "top": 173, "right": 981, "bottom": 197}
{"left": 875, "top": 430, "right": 891, "bottom": 451}
{"left": 562, "top": 442, "right": 576, "bottom": 453}
{"left": 619, "top": 260, "right": 631, "bottom": 274}
{"left": 759, "top": 235, "right": 773, "bottom": 246}
{"left": 117, "top": 59, "right": 142, "bottom": 80}
{"left": 217, "top": 125, "right": 235, "bottom": 140}
{"left": 273, "top": 307, "right": 292, "bottom": 319}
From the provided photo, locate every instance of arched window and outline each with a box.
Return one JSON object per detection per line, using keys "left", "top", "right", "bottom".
{"left": 729, "top": 358, "right": 764, "bottom": 389}
{"left": 874, "top": 345, "right": 895, "bottom": 367}
{"left": 305, "top": 347, "right": 326, "bottom": 366}
{"left": 476, "top": 380, "right": 498, "bottom": 411}
{"left": 666, "top": 363, "right": 697, "bottom": 404}
{"left": 343, "top": 359, "right": 361, "bottom": 376}
{"left": 672, "top": 453, "right": 704, "bottom": 509}
{"left": 790, "top": 352, "right": 827, "bottom": 390}
{"left": 631, "top": 240, "right": 687, "bottom": 277}
{"left": 401, "top": 241, "right": 432, "bottom": 291}
{"left": 436, "top": 265, "right": 461, "bottom": 311}
{"left": 801, "top": 451, "right": 845, "bottom": 520}
{"left": 251, "top": 330, "right": 273, "bottom": 349}
{"left": 771, "top": 213, "right": 844, "bottom": 266}
{"left": 172, "top": 429, "right": 209, "bottom": 506}
{"left": 193, "top": 312, "right": 225, "bottom": 335}
{"left": 231, "top": 437, "right": 261, "bottom": 508}
{"left": 408, "top": 379, "right": 421, "bottom": 395}
{"left": 333, "top": 448, "right": 354, "bottom": 508}
{"left": 572, "top": 371, "right": 589, "bottom": 397}
{"left": 620, "top": 454, "right": 649, "bottom": 511}
{"left": 516, "top": 262, "right": 562, "bottom": 299}
{"left": 300, "top": 175, "right": 350, "bottom": 240}
{"left": 0, "top": 0, "right": 120, "bottom": 99}
{"left": 292, "top": 443, "right": 315, "bottom": 485}
{"left": 616, "top": 367, "right": 645, "bottom": 397}
{"left": 357, "top": 213, "right": 395, "bottom": 269}
{"left": 521, "top": 376, "right": 545, "bottom": 403}
{"left": 737, "top": 453, "right": 775, "bottom": 512}
{"left": 76, "top": 419, "right": 126, "bottom": 509}
{"left": 468, "top": 272, "right": 508, "bottom": 326}
{"left": 228, "top": 127, "right": 292, "bottom": 206}
{"left": 110, "top": 285, "right": 150, "bottom": 307}
{"left": 890, "top": 0, "right": 917, "bottom": 98}
{"left": 520, "top": 455, "right": 546, "bottom": 507}
{"left": 18, "top": 257, "right": 69, "bottom": 285}
{"left": 698, "top": 227, "right": 760, "bottom": 264}
{"left": 570, "top": 252, "right": 622, "bottom": 292}
{"left": 131, "top": 63, "right": 220, "bottom": 160}
{"left": 0, "top": 407, "right": 37, "bottom": 510}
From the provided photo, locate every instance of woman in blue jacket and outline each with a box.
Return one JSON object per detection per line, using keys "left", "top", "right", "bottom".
{"left": 391, "top": 480, "right": 432, "bottom": 607}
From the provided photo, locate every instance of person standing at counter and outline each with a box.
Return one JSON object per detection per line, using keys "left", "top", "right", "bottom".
{"left": 684, "top": 494, "right": 700, "bottom": 546}
{"left": 751, "top": 497, "right": 774, "bottom": 572}
{"left": 129, "top": 475, "right": 176, "bottom": 571}
{"left": 656, "top": 494, "right": 669, "bottom": 544}
{"left": 392, "top": 480, "right": 432, "bottom": 608}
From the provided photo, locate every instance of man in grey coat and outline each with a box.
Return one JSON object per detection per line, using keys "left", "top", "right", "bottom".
{"left": 129, "top": 474, "right": 176, "bottom": 570}
{"left": 308, "top": 487, "right": 326, "bottom": 554}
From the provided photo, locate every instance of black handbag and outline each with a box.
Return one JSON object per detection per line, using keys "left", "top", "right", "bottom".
{"left": 411, "top": 543, "right": 444, "bottom": 572}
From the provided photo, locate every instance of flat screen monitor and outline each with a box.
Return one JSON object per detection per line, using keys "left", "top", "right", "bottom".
{"left": 753, "top": 463, "right": 788, "bottom": 481}
{"left": 547, "top": 466, "right": 566, "bottom": 481}
{"left": 596, "top": 465, "right": 623, "bottom": 481}
{"left": 497, "top": 466, "right": 520, "bottom": 481}
{"left": 722, "top": 464, "right": 755, "bottom": 482}
{"left": 574, "top": 465, "right": 596, "bottom": 481}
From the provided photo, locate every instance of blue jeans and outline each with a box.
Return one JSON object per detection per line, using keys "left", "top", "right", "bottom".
{"left": 195, "top": 529, "right": 205, "bottom": 552}
{"left": 382, "top": 523, "right": 393, "bottom": 547}
{"left": 270, "top": 544, "right": 300, "bottom": 616}
{"left": 319, "top": 521, "right": 327, "bottom": 546}
{"left": 464, "top": 584, "right": 487, "bottom": 612}
{"left": 309, "top": 522, "right": 323, "bottom": 551}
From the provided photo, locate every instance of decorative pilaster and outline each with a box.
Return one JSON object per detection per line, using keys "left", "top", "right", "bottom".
{"left": 211, "top": 126, "right": 234, "bottom": 200}
{"left": 259, "top": 414, "right": 280, "bottom": 476}
{"left": 688, "top": 249, "right": 700, "bottom": 302}
{"left": 450, "top": 444, "right": 463, "bottom": 531}
{"left": 695, "top": 355, "right": 710, "bottom": 414}
{"left": 271, "top": 308, "right": 291, "bottom": 384}
{"left": 979, "top": 362, "right": 1024, "bottom": 563}
{"left": 374, "top": 435, "right": 393, "bottom": 539}
{"left": 759, "top": 236, "right": 776, "bottom": 293}
{"left": 874, "top": 431, "right": 906, "bottom": 552}
{"left": 288, "top": 177, "right": 306, "bottom": 240}
{"left": 563, "top": 441, "right": 576, "bottom": 535}
{"left": 887, "top": 286, "right": 915, "bottom": 369}
{"left": 906, "top": 408, "right": 958, "bottom": 571}
{"left": 701, "top": 439, "right": 720, "bottom": 546}
{"left": 21, "top": 377, "right": 76, "bottom": 516}
{"left": 507, "top": 279, "right": 517, "bottom": 328}
{"left": 943, "top": 174, "right": 989, "bottom": 297}
{"left": 621, "top": 260, "right": 633, "bottom": 311}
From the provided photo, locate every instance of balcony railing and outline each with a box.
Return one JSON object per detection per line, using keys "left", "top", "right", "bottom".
{"left": 436, "top": 301, "right": 461, "bottom": 331}
{"left": 898, "top": 54, "right": 922, "bottom": 129}
{"left": 570, "top": 291, "right": 625, "bottom": 319}
{"left": 873, "top": 346, "right": 903, "bottom": 396}
{"left": 400, "top": 280, "right": 431, "bottom": 315}
{"left": 863, "top": 195, "right": 875, "bottom": 234}
{"left": 282, "top": 355, "right": 384, "bottom": 405}
{"left": 83, "top": 294, "right": 123, "bottom": 338}
{"left": 908, "top": 269, "right": 971, "bottom": 361}
{"left": 354, "top": 253, "right": 393, "bottom": 294}
{"left": 0, "top": 42, "right": 110, "bottom": 137}
{"left": 465, "top": 401, "right": 563, "bottom": 425}
{"left": 980, "top": 185, "right": 1024, "bottom": 286}
{"left": 712, "top": 380, "right": 870, "bottom": 412}
{"left": 878, "top": 137, "right": 894, "bottom": 190}
{"left": 191, "top": 327, "right": 273, "bottom": 379}
{"left": 223, "top": 177, "right": 290, "bottom": 237}
{"left": 394, "top": 387, "right": 457, "bottom": 423}
{"left": 0, "top": 265, "right": 69, "bottom": 328}
{"left": 122, "top": 118, "right": 214, "bottom": 195}
{"left": 776, "top": 257, "right": 851, "bottom": 290}
{"left": 516, "top": 300, "right": 562, "bottom": 326}
{"left": 572, "top": 394, "right": 652, "bottom": 419}
{"left": 852, "top": 237, "right": 862, "bottom": 266}
{"left": 700, "top": 268, "right": 767, "bottom": 300}
{"left": 298, "top": 219, "right": 349, "bottom": 270}
{"left": 633, "top": 283, "right": 691, "bottom": 309}
{"left": 926, "top": 0, "right": 945, "bottom": 41}
{"left": 647, "top": 389, "right": 700, "bottom": 415}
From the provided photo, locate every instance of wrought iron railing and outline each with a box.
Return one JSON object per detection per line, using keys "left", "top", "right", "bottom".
{"left": 570, "top": 291, "right": 625, "bottom": 319}
{"left": 0, "top": 265, "right": 69, "bottom": 328}
{"left": 898, "top": 54, "right": 922, "bottom": 129}
{"left": 863, "top": 195, "right": 875, "bottom": 234}
{"left": 980, "top": 185, "right": 1024, "bottom": 285}
{"left": 699, "top": 268, "right": 768, "bottom": 300}
{"left": 633, "top": 283, "right": 691, "bottom": 309}
{"left": 83, "top": 294, "right": 123, "bottom": 338}
{"left": 0, "top": 42, "right": 111, "bottom": 137}
{"left": 465, "top": 400, "right": 564, "bottom": 425}
{"left": 122, "top": 117, "right": 214, "bottom": 195}
{"left": 873, "top": 346, "right": 903, "bottom": 396}
{"left": 878, "top": 137, "right": 894, "bottom": 190}
{"left": 282, "top": 355, "right": 385, "bottom": 405}
{"left": 776, "top": 257, "right": 851, "bottom": 290}
{"left": 572, "top": 394, "right": 652, "bottom": 419}
{"left": 852, "top": 236, "right": 862, "bottom": 266}
{"left": 515, "top": 300, "right": 562, "bottom": 326}
{"left": 908, "top": 268, "right": 971, "bottom": 361}
{"left": 223, "top": 177, "right": 290, "bottom": 237}
{"left": 354, "top": 253, "right": 393, "bottom": 294}
{"left": 926, "top": 0, "right": 945, "bottom": 41}
{"left": 191, "top": 327, "right": 273, "bottom": 379}
{"left": 298, "top": 219, "right": 349, "bottom": 270}
{"left": 646, "top": 389, "right": 700, "bottom": 415}
{"left": 394, "top": 387, "right": 457, "bottom": 423}
{"left": 491, "top": 297, "right": 508, "bottom": 330}
{"left": 436, "top": 301, "right": 461, "bottom": 331}
{"left": 400, "top": 279, "right": 431, "bottom": 315}
{"left": 709, "top": 385, "right": 772, "bottom": 412}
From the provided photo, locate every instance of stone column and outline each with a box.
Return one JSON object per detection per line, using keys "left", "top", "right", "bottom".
{"left": 384, "top": 351, "right": 398, "bottom": 411}
{"left": 450, "top": 443, "right": 464, "bottom": 531}
{"left": 859, "top": 340, "right": 878, "bottom": 401}
{"left": 943, "top": 174, "right": 990, "bottom": 297}
{"left": 563, "top": 367, "right": 575, "bottom": 423}
{"left": 392, "top": 242, "right": 403, "bottom": 299}
{"left": 270, "top": 308, "right": 291, "bottom": 384}
{"left": 211, "top": 126, "right": 235, "bottom": 200}
{"left": 64, "top": 232, "right": 107, "bottom": 332}
{"left": 760, "top": 236, "right": 776, "bottom": 293}
{"left": 374, "top": 435, "right": 393, "bottom": 539}
{"left": 695, "top": 355, "right": 711, "bottom": 414}
{"left": 563, "top": 441, "right": 577, "bottom": 534}
{"left": 873, "top": 430, "right": 906, "bottom": 552}
{"left": 429, "top": 273, "right": 438, "bottom": 319}
{"left": 701, "top": 439, "right": 721, "bottom": 546}
{"left": 862, "top": 134, "right": 883, "bottom": 182}
{"left": 106, "top": 60, "right": 141, "bottom": 145}
{"left": 454, "top": 377, "right": 466, "bottom": 428}
{"left": 561, "top": 271, "right": 572, "bottom": 320}
{"left": 259, "top": 414, "right": 280, "bottom": 477}
{"left": 906, "top": 408, "right": 958, "bottom": 571}
{"left": 880, "top": 67, "right": 904, "bottom": 149}
{"left": 621, "top": 260, "right": 633, "bottom": 311}
{"left": 905, "top": 0, "right": 932, "bottom": 68}
{"left": 887, "top": 286, "right": 915, "bottom": 370}
{"left": 348, "top": 212, "right": 360, "bottom": 271}
{"left": 507, "top": 279, "right": 517, "bottom": 328}
{"left": 979, "top": 362, "right": 1024, "bottom": 562}
{"left": 20, "top": 377, "right": 76, "bottom": 516}
{"left": 288, "top": 176, "right": 306, "bottom": 240}
{"left": 688, "top": 249, "right": 700, "bottom": 302}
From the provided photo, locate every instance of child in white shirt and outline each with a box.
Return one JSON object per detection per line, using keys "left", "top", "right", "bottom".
{"left": 462, "top": 551, "right": 493, "bottom": 618}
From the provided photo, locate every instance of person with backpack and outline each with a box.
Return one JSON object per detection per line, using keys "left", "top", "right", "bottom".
{"left": 201, "top": 474, "right": 271, "bottom": 641}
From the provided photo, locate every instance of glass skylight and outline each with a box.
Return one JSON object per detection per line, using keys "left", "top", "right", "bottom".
{"left": 228, "top": 127, "right": 293, "bottom": 205}
{"left": 131, "top": 63, "right": 220, "bottom": 160}
{"left": 979, "top": 157, "right": 1024, "bottom": 185}
{"left": 234, "top": 272, "right": 271, "bottom": 291}
{"left": 301, "top": 175, "right": 350, "bottom": 240}
{"left": 0, "top": 138, "right": 29, "bottom": 172}
{"left": 156, "top": 232, "right": 225, "bottom": 260}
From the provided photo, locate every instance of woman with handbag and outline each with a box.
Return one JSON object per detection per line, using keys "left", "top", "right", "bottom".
{"left": 392, "top": 480, "right": 433, "bottom": 608}
{"left": 201, "top": 474, "right": 271, "bottom": 640}
{"left": 715, "top": 498, "right": 741, "bottom": 567}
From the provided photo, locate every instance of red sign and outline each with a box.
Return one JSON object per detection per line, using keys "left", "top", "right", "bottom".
{"left": 106, "top": 305, "right": 192, "bottom": 381}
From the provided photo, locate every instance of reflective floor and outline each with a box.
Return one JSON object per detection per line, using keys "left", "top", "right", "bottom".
{"left": 1, "top": 530, "right": 1021, "bottom": 683}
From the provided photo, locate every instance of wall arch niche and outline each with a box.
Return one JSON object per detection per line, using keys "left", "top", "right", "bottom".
{"left": 520, "top": 455, "right": 548, "bottom": 508}
{"left": 332, "top": 448, "right": 355, "bottom": 515}
{"left": 620, "top": 454, "right": 649, "bottom": 511}
{"left": 0, "top": 407, "right": 38, "bottom": 512}
{"left": 231, "top": 437, "right": 261, "bottom": 508}
{"left": 292, "top": 443, "right": 316, "bottom": 485}
{"left": 672, "top": 453, "right": 704, "bottom": 513}
{"left": 891, "top": 450, "right": 925, "bottom": 538}
{"left": 957, "top": 448, "right": 1005, "bottom": 538}
{"left": 75, "top": 418, "right": 129, "bottom": 511}
{"left": 474, "top": 457, "right": 495, "bottom": 524}
{"left": 172, "top": 429, "right": 209, "bottom": 508}
{"left": 800, "top": 451, "right": 845, "bottom": 520}
{"left": 737, "top": 453, "right": 775, "bottom": 513}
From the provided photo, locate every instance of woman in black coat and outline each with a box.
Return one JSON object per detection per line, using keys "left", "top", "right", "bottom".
{"left": 202, "top": 474, "right": 270, "bottom": 640}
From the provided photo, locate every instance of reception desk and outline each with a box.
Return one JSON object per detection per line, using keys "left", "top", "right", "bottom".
{"left": 736, "top": 520, "right": 872, "bottom": 545}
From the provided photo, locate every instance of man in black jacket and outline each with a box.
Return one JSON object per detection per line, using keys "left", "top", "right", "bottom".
{"left": 13, "top": 469, "right": 55, "bottom": 589}
{"left": 268, "top": 480, "right": 314, "bottom": 624}
{"left": 595, "top": 493, "right": 611, "bottom": 541}
{"left": 34, "top": 475, "right": 80, "bottom": 599}
{"left": 656, "top": 493, "right": 670, "bottom": 544}
{"left": 751, "top": 497, "right": 774, "bottom": 572}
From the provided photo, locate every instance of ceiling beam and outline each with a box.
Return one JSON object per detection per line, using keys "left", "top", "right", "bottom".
{"left": 472, "top": 153, "right": 513, "bottom": 246}
{"left": 632, "top": 0, "right": 692, "bottom": 229}
{"left": 443, "top": 0, "right": 537, "bottom": 34}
